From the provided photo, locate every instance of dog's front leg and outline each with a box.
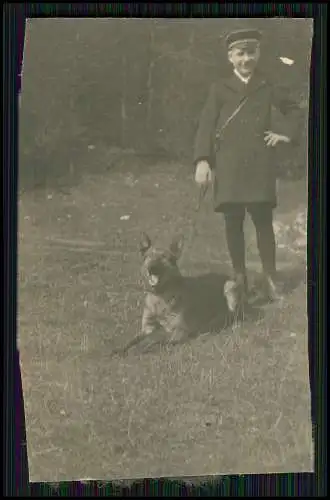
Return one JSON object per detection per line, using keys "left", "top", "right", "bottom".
{"left": 111, "top": 309, "right": 157, "bottom": 357}
{"left": 141, "top": 306, "right": 158, "bottom": 336}
{"left": 137, "top": 309, "right": 166, "bottom": 353}
{"left": 161, "top": 312, "right": 189, "bottom": 345}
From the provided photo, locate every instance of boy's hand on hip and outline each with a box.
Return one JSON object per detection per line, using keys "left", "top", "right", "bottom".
{"left": 195, "top": 161, "right": 212, "bottom": 185}
{"left": 264, "top": 131, "right": 291, "bottom": 147}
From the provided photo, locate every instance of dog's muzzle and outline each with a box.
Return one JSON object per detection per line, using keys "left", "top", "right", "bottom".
{"left": 147, "top": 274, "right": 159, "bottom": 287}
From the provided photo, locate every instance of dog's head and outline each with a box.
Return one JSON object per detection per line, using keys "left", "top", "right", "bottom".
{"left": 139, "top": 233, "right": 184, "bottom": 292}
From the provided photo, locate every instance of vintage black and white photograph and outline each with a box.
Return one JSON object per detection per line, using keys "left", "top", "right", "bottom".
{"left": 19, "top": 18, "right": 313, "bottom": 482}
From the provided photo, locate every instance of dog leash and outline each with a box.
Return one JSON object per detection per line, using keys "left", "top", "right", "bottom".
{"left": 195, "top": 183, "right": 209, "bottom": 212}
{"left": 180, "top": 183, "right": 209, "bottom": 264}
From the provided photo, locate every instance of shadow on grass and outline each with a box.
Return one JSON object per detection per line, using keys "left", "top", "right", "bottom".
{"left": 278, "top": 262, "right": 307, "bottom": 294}
{"left": 182, "top": 262, "right": 306, "bottom": 337}
{"left": 181, "top": 273, "right": 263, "bottom": 338}
{"left": 247, "top": 261, "right": 306, "bottom": 311}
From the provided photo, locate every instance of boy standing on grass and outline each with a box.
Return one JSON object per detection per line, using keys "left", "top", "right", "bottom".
{"left": 194, "top": 29, "right": 301, "bottom": 302}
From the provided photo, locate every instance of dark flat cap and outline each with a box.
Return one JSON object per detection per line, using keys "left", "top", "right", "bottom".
{"left": 226, "top": 29, "right": 262, "bottom": 49}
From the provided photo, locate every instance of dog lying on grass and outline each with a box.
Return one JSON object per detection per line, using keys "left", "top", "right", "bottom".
{"left": 112, "top": 233, "right": 248, "bottom": 357}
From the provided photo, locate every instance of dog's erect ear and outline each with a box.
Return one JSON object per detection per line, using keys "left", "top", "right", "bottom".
{"left": 140, "top": 232, "right": 152, "bottom": 256}
{"left": 169, "top": 235, "right": 184, "bottom": 261}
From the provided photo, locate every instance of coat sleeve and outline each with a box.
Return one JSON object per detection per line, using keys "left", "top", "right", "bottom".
{"left": 193, "top": 83, "right": 221, "bottom": 169}
{"left": 271, "top": 85, "right": 303, "bottom": 145}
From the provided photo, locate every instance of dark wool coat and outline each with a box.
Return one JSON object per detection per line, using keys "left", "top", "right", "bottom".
{"left": 193, "top": 71, "right": 301, "bottom": 212}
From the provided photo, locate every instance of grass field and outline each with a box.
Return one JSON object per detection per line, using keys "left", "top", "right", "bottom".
{"left": 18, "top": 148, "right": 312, "bottom": 482}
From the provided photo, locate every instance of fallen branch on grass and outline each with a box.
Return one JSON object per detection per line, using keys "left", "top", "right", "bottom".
{"left": 45, "top": 236, "right": 106, "bottom": 247}
{"left": 21, "top": 243, "right": 123, "bottom": 256}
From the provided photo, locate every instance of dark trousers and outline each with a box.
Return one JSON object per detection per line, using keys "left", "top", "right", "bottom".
{"left": 222, "top": 203, "right": 276, "bottom": 281}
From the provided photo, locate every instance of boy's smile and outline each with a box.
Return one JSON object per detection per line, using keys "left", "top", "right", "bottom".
{"left": 228, "top": 45, "right": 261, "bottom": 79}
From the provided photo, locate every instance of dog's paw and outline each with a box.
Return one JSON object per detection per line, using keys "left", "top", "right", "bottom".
{"left": 168, "top": 327, "right": 189, "bottom": 345}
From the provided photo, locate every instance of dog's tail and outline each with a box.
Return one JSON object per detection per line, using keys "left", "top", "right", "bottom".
{"left": 110, "top": 331, "right": 167, "bottom": 358}
{"left": 110, "top": 336, "right": 142, "bottom": 359}
{"left": 110, "top": 333, "right": 157, "bottom": 358}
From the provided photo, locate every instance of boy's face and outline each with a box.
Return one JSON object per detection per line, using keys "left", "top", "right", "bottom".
{"left": 228, "top": 45, "right": 260, "bottom": 78}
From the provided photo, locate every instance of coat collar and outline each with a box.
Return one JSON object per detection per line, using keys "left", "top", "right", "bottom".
{"left": 224, "top": 70, "right": 267, "bottom": 96}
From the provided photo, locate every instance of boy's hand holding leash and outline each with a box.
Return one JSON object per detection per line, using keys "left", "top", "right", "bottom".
{"left": 195, "top": 160, "right": 212, "bottom": 186}
{"left": 194, "top": 160, "right": 212, "bottom": 211}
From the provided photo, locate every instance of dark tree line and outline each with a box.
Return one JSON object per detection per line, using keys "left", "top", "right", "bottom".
{"left": 20, "top": 18, "right": 312, "bottom": 187}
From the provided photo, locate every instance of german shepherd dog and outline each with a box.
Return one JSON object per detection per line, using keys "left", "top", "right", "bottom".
{"left": 112, "top": 233, "right": 245, "bottom": 356}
